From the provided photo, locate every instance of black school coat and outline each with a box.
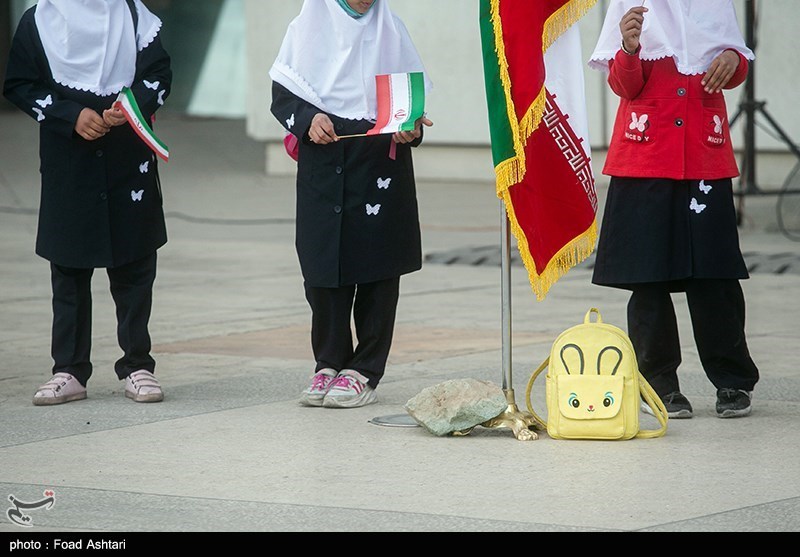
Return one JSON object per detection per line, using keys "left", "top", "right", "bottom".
{"left": 3, "top": 7, "right": 172, "bottom": 269}
{"left": 271, "top": 82, "right": 423, "bottom": 288}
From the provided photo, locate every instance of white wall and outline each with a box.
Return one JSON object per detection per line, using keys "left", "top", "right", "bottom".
{"left": 247, "top": 1, "right": 800, "bottom": 185}
{"left": 186, "top": 0, "right": 248, "bottom": 118}
{"left": 11, "top": 0, "right": 36, "bottom": 24}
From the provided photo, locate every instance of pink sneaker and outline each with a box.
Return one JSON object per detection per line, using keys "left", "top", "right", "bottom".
{"left": 32, "top": 372, "right": 87, "bottom": 406}
{"left": 125, "top": 370, "right": 164, "bottom": 403}
{"left": 322, "top": 369, "right": 377, "bottom": 408}
{"left": 299, "top": 368, "right": 338, "bottom": 407}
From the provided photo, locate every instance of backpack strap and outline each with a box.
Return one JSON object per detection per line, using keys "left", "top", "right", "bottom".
{"left": 635, "top": 372, "right": 669, "bottom": 438}
{"left": 525, "top": 356, "right": 549, "bottom": 429}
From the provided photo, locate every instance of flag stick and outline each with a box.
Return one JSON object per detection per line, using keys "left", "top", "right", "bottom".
{"left": 337, "top": 133, "right": 370, "bottom": 139}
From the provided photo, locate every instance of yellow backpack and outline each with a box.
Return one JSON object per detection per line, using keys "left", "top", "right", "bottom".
{"left": 526, "top": 308, "right": 668, "bottom": 440}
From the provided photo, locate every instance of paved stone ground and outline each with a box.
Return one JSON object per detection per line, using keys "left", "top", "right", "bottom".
{"left": 426, "top": 245, "right": 800, "bottom": 275}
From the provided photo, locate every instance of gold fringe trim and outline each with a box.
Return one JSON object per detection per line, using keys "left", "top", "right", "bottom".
{"left": 491, "top": 0, "right": 597, "bottom": 197}
{"left": 543, "top": 0, "right": 598, "bottom": 52}
{"left": 502, "top": 190, "right": 598, "bottom": 301}
{"left": 490, "top": 0, "right": 547, "bottom": 197}
{"left": 490, "top": 0, "right": 528, "bottom": 193}
{"left": 491, "top": 0, "right": 600, "bottom": 300}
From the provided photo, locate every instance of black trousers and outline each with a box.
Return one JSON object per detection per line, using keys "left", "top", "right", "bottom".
{"left": 304, "top": 277, "right": 401, "bottom": 389}
{"left": 627, "top": 279, "right": 759, "bottom": 397}
{"left": 50, "top": 253, "right": 157, "bottom": 386}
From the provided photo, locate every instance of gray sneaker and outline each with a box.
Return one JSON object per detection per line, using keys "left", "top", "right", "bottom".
{"left": 642, "top": 391, "right": 693, "bottom": 419}
{"left": 322, "top": 369, "right": 377, "bottom": 408}
{"left": 716, "top": 388, "right": 752, "bottom": 418}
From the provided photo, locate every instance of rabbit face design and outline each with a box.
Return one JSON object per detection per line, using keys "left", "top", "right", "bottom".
{"left": 555, "top": 343, "right": 625, "bottom": 421}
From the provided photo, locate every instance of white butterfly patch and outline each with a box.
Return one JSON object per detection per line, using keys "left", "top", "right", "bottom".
{"left": 157, "top": 90, "right": 166, "bottom": 106}
{"left": 143, "top": 80, "right": 160, "bottom": 90}
{"left": 689, "top": 197, "right": 706, "bottom": 214}
{"left": 35, "top": 95, "right": 52, "bottom": 108}
{"left": 713, "top": 115, "right": 723, "bottom": 134}
{"left": 286, "top": 114, "right": 295, "bottom": 130}
{"left": 699, "top": 180, "right": 712, "bottom": 195}
{"left": 32, "top": 107, "right": 45, "bottom": 122}
{"left": 131, "top": 190, "right": 144, "bottom": 202}
{"left": 366, "top": 203, "right": 381, "bottom": 216}
{"left": 377, "top": 177, "right": 391, "bottom": 190}
{"left": 629, "top": 112, "right": 649, "bottom": 132}
{"left": 139, "top": 161, "right": 150, "bottom": 174}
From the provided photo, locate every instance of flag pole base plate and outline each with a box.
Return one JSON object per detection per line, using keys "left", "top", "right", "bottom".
{"left": 452, "top": 389, "right": 539, "bottom": 441}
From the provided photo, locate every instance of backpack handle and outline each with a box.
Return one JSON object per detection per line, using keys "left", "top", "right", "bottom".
{"left": 525, "top": 357, "right": 549, "bottom": 429}
{"left": 584, "top": 307, "right": 603, "bottom": 324}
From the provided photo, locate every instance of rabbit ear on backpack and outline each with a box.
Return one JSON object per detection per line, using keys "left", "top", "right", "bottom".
{"left": 526, "top": 308, "right": 668, "bottom": 440}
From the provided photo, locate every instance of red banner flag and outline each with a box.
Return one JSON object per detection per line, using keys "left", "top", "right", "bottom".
{"left": 480, "top": 0, "right": 598, "bottom": 300}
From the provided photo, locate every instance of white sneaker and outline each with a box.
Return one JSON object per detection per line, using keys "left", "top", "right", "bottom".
{"left": 322, "top": 369, "right": 377, "bottom": 408}
{"left": 32, "top": 372, "right": 87, "bottom": 406}
{"left": 299, "top": 368, "right": 338, "bottom": 407}
{"left": 125, "top": 370, "right": 163, "bottom": 403}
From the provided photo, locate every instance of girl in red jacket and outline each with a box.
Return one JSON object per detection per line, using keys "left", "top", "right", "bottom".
{"left": 589, "top": 0, "right": 759, "bottom": 419}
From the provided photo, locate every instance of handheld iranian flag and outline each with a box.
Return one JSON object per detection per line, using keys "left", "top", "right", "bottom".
{"left": 366, "top": 72, "right": 426, "bottom": 135}
{"left": 114, "top": 87, "right": 170, "bottom": 162}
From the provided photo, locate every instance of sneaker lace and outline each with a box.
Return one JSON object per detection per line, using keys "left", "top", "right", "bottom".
{"left": 663, "top": 392, "right": 682, "bottom": 404}
{"left": 312, "top": 373, "right": 334, "bottom": 390}
{"left": 718, "top": 388, "right": 739, "bottom": 399}
{"left": 330, "top": 374, "right": 356, "bottom": 390}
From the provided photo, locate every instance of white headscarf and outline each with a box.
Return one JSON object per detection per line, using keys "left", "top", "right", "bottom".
{"left": 269, "top": 0, "right": 432, "bottom": 121}
{"left": 588, "top": 0, "right": 754, "bottom": 76}
{"left": 34, "top": 0, "right": 162, "bottom": 96}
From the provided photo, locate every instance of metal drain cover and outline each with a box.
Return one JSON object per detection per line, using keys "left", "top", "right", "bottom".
{"left": 369, "top": 414, "right": 420, "bottom": 428}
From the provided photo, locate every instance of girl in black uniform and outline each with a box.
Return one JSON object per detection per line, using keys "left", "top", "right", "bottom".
{"left": 270, "top": 0, "right": 433, "bottom": 408}
{"left": 4, "top": 0, "right": 172, "bottom": 405}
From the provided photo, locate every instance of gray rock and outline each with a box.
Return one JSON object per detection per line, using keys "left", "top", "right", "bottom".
{"left": 404, "top": 379, "right": 508, "bottom": 436}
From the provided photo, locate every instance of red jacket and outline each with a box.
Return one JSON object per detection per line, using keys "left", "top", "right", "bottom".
{"left": 602, "top": 49, "right": 749, "bottom": 180}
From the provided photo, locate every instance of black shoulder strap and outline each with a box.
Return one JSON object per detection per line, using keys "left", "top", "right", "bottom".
{"left": 125, "top": 0, "right": 139, "bottom": 38}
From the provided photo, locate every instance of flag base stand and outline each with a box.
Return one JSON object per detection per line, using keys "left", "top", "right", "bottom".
{"left": 480, "top": 389, "right": 538, "bottom": 440}
{"left": 451, "top": 388, "right": 539, "bottom": 440}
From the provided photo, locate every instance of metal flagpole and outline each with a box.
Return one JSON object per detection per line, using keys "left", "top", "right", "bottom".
{"left": 476, "top": 201, "right": 539, "bottom": 440}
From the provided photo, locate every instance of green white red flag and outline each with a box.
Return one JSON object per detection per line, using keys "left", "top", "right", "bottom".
{"left": 114, "top": 87, "right": 170, "bottom": 162}
{"left": 480, "top": 0, "right": 598, "bottom": 300}
{"left": 367, "top": 72, "right": 426, "bottom": 136}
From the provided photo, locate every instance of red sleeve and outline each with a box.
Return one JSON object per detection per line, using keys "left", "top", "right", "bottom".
{"left": 607, "top": 48, "right": 646, "bottom": 99}
{"left": 724, "top": 49, "right": 750, "bottom": 90}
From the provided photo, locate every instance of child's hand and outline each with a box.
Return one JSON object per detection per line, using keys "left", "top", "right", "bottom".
{"left": 702, "top": 50, "right": 740, "bottom": 94}
{"left": 392, "top": 116, "right": 433, "bottom": 144}
{"left": 309, "top": 113, "right": 338, "bottom": 144}
{"left": 75, "top": 108, "right": 110, "bottom": 141}
{"left": 619, "top": 6, "right": 648, "bottom": 54}
{"left": 102, "top": 107, "right": 128, "bottom": 127}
